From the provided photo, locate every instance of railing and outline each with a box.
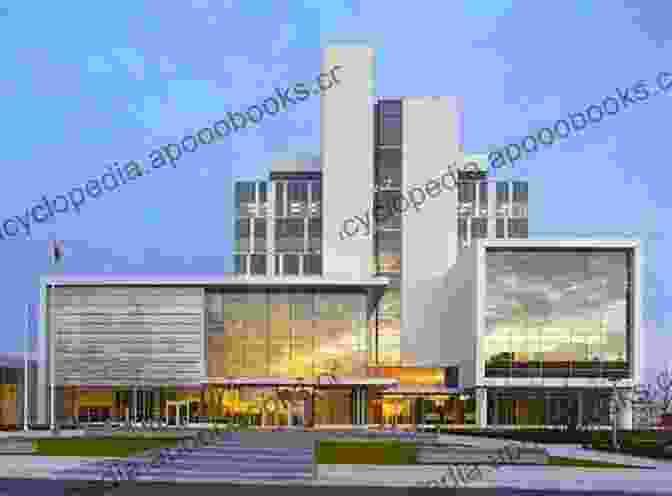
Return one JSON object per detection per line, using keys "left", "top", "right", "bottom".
{"left": 485, "top": 361, "right": 629, "bottom": 379}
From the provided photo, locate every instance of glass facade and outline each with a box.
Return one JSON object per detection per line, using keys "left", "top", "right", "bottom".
{"left": 373, "top": 100, "right": 403, "bottom": 367}
{"left": 483, "top": 248, "right": 631, "bottom": 379}
{"left": 376, "top": 288, "right": 401, "bottom": 365}
{"left": 206, "top": 288, "right": 370, "bottom": 379}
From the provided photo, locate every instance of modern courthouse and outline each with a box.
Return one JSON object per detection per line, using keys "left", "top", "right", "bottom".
{"left": 32, "top": 46, "right": 640, "bottom": 430}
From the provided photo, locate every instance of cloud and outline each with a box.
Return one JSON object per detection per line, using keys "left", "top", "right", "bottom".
{"left": 87, "top": 55, "right": 114, "bottom": 74}
{"left": 111, "top": 47, "right": 146, "bottom": 81}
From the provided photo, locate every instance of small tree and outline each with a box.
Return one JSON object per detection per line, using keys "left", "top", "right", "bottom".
{"left": 655, "top": 368, "right": 672, "bottom": 414}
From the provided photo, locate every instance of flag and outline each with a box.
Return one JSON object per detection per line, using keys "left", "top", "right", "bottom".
{"left": 49, "top": 240, "right": 64, "bottom": 265}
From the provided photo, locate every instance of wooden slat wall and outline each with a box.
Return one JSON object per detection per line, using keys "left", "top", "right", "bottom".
{"left": 51, "top": 286, "right": 204, "bottom": 386}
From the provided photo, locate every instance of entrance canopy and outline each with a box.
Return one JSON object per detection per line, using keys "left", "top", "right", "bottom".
{"left": 203, "top": 376, "right": 399, "bottom": 388}
{"left": 380, "top": 384, "right": 464, "bottom": 396}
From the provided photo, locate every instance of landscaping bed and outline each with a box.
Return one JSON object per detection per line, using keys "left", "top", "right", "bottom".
{"left": 33, "top": 436, "right": 184, "bottom": 457}
{"left": 317, "top": 438, "right": 663, "bottom": 467}
{"left": 316, "top": 439, "right": 417, "bottom": 465}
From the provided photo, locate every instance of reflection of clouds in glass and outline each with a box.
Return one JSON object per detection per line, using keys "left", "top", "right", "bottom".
{"left": 486, "top": 252, "right": 627, "bottom": 329}
{"left": 484, "top": 251, "right": 629, "bottom": 361}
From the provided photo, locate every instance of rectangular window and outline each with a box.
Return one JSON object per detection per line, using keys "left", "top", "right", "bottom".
{"left": 511, "top": 181, "right": 529, "bottom": 217}
{"left": 377, "top": 100, "right": 402, "bottom": 146}
{"left": 508, "top": 218, "right": 528, "bottom": 238}
{"left": 234, "top": 255, "right": 247, "bottom": 275}
{"left": 304, "top": 254, "right": 322, "bottom": 275}
{"left": 308, "top": 218, "right": 322, "bottom": 252}
{"left": 253, "top": 218, "right": 267, "bottom": 252}
{"left": 496, "top": 218, "right": 506, "bottom": 239}
{"left": 479, "top": 181, "right": 489, "bottom": 216}
{"left": 235, "top": 219, "right": 250, "bottom": 252}
{"left": 496, "top": 182, "right": 509, "bottom": 216}
{"left": 375, "top": 229, "right": 401, "bottom": 273}
{"left": 374, "top": 192, "right": 402, "bottom": 229}
{"left": 512, "top": 181, "right": 528, "bottom": 202}
{"left": 458, "top": 217, "right": 468, "bottom": 245}
{"left": 472, "top": 218, "right": 488, "bottom": 239}
{"left": 283, "top": 254, "right": 300, "bottom": 275}
{"left": 249, "top": 254, "right": 267, "bottom": 275}
{"left": 309, "top": 181, "right": 322, "bottom": 217}
{"left": 274, "top": 255, "right": 282, "bottom": 276}
{"left": 275, "top": 219, "right": 305, "bottom": 252}
{"left": 235, "top": 181, "right": 256, "bottom": 217}
{"left": 375, "top": 149, "right": 402, "bottom": 189}
{"left": 287, "top": 182, "right": 309, "bottom": 217}
{"left": 275, "top": 182, "right": 285, "bottom": 217}
{"left": 458, "top": 182, "right": 475, "bottom": 216}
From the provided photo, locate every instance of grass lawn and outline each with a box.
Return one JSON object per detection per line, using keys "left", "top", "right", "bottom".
{"left": 316, "top": 439, "right": 417, "bottom": 465}
{"left": 34, "top": 437, "right": 184, "bottom": 457}
{"left": 316, "top": 440, "right": 654, "bottom": 468}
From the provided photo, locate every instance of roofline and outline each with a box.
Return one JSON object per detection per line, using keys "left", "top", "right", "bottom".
{"left": 41, "top": 275, "right": 390, "bottom": 288}
{"left": 477, "top": 239, "right": 640, "bottom": 250}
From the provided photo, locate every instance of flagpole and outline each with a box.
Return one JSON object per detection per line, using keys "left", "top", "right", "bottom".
{"left": 24, "top": 303, "right": 30, "bottom": 431}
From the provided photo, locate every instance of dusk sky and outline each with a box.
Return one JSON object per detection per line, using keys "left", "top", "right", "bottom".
{"left": 0, "top": 1, "right": 669, "bottom": 383}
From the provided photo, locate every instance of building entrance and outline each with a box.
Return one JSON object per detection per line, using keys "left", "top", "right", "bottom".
{"left": 165, "top": 400, "right": 191, "bottom": 426}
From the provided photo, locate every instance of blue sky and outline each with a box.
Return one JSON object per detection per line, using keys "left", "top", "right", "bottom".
{"left": 0, "top": 1, "right": 669, "bottom": 383}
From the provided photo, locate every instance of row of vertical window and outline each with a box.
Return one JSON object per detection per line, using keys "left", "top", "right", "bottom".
{"left": 233, "top": 254, "right": 322, "bottom": 276}
{"left": 235, "top": 181, "right": 322, "bottom": 218}
{"left": 458, "top": 218, "right": 529, "bottom": 242}
{"left": 235, "top": 218, "right": 322, "bottom": 253}
{"left": 458, "top": 181, "right": 529, "bottom": 217}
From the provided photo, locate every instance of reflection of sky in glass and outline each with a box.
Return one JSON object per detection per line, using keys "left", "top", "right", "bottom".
{"left": 485, "top": 251, "right": 629, "bottom": 361}
{"left": 205, "top": 290, "right": 368, "bottom": 376}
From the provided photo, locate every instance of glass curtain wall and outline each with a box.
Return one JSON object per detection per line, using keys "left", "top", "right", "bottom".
{"left": 373, "top": 100, "right": 403, "bottom": 367}
{"left": 206, "top": 288, "right": 369, "bottom": 379}
{"left": 483, "top": 249, "right": 631, "bottom": 379}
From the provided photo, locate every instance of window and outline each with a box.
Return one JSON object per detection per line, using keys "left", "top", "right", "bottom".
{"left": 512, "top": 181, "right": 528, "bottom": 202}
{"left": 304, "top": 254, "right": 322, "bottom": 275}
{"left": 275, "top": 219, "right": 305, "bottom": 252}
{"left": 254, "top": 219, "right": 266, "bottom": 251}
{"left": 496, "top": 218, "right": 506, "bottom": 239}
{"left": 511, "top": 181, "right": 528, "bottom": 217}
{"left": 287, "top": 182, "right": 308, "bottom": 217}
{"left": 508, "top": 219, "right": 528, "bottom": 238}
{"left": 458, "top": 218, "right": 468, "bottom": 244}
{"left": 479, "top": 181, "right": 489, "bottom": 216}
{"left": 308, "top": 218, "right": 322, "bottom": 251}
{"left": 249, "top": 255, "right": 267, "bottom": 275}
{"left": 309, "top": 181, "right": 322, "bottom": 217}
{"left": 375, "top": 149, "right": 402, "bottom": 188}
{"left": 235, "top": 181, "right": 256, "bottom": 217}
{"left": 496, "top": 182, "right": 509, "bottom": 216}
{"left": 374, "top": 192, "right": 402, "bottom": 229}
{"left": 283, "top": 254, "right": 300, "bottom": 275}
{"left": 275, "top": 182, "right": 284, "bottom": 217}
{"left": 377, "top": 100, "right": 402, "bottom": 146}
{"left": 234, "top": 255, "right": 247, "bottom": 275}
{"left": 375, "top": 229, "right": 401, "bottom": 273}
{"left": 235, "top": 219, "right": 250, "bottom": 252}
{"left": 472, "top": 218, "right": 488, "bottom": 239}
{"left": 258, "top": 181, "right": 267, "bottom": 204}
{"left": 458, "top": 182, "right": 475, "bottom": 216}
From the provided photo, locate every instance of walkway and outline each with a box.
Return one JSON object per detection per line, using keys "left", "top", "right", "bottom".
{"left": 49, "top": 432, "right": 315, "bottom": 483}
